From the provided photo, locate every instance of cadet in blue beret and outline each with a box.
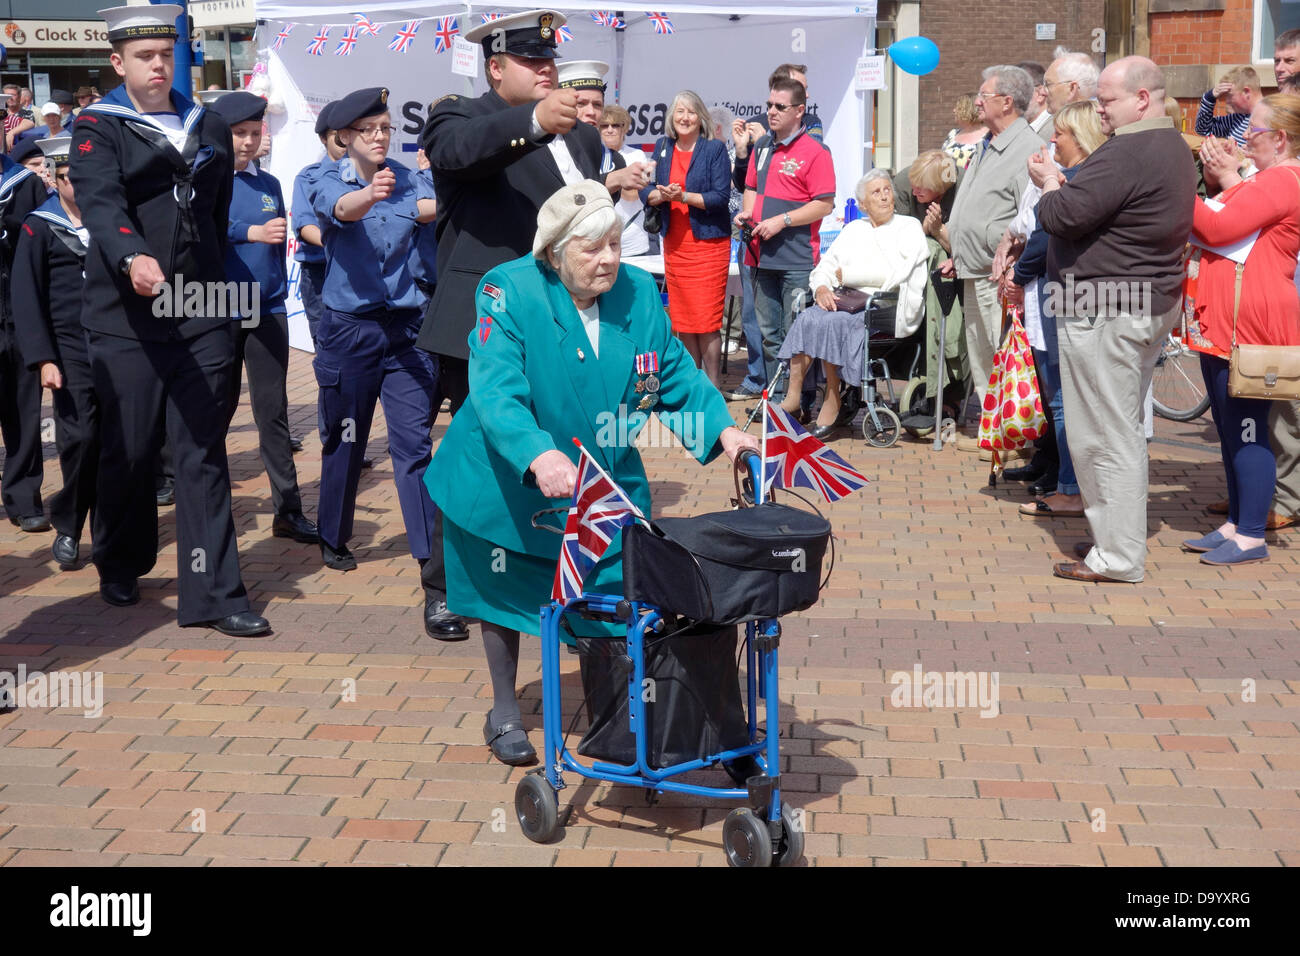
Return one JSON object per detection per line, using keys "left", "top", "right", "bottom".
{"left": 209, "top": 90, "right": 319, "bottom": 548}
{"left": 291, "top": 100, "right": 344, "bottom": 349}
{"left": 311, "top": 86, "right": 466, "bottom": 639}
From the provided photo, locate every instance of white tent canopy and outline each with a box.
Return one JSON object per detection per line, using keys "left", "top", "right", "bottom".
{"left": 256, "top": 1, "right": 877, "bottom": 21}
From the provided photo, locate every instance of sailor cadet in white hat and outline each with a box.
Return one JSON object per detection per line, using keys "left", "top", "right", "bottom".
{"left": 557, "top": 59, "right": 623, "bottom": 174}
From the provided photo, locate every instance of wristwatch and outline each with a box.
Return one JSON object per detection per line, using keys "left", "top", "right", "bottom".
{"left": 120, "top": 253, "right": 139, "bottom": 276}
{"left": 783, "top": 213, "right": 792, "bottom": 227}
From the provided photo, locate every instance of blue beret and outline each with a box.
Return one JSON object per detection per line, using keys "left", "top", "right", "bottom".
{"left": 211, "top": 91, "right": 267, "bottom": 127}
{"left": 10, "top": 138, "right": 43, "bottom": 164}
{"left": 314, "top": 101, "right": 338, "bottom": 136}
{"left": 331, "top": 87, "right": 389, "bottom": 131}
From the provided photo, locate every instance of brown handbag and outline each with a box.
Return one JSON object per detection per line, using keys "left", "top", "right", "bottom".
{"left": 1227, "top": 263, "right": 1300, "bottom": 400}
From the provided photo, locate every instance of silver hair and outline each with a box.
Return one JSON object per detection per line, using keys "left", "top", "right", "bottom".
{"left": 1051, "top": 50, "right": 1101, "bottom": 99}
{"left": 855, "top": 168, "right": 893, "bottom": 204}
{"left": 982, "top": 65, "right": 1034, "bottom": 114}
{"left": 708, "top": 105, "right": 735, "bottom": 135}
{"left": 551, "top": 206, "right": 620, "bottom": 261}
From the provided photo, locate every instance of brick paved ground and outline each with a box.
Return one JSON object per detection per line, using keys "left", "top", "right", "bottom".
{"left": 1, "top": 349, "right": 1297, "bottom": 867}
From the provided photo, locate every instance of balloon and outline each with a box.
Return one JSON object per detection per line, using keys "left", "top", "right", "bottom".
{"left": 888, "top": 36, "right": 940, "bottom": 76}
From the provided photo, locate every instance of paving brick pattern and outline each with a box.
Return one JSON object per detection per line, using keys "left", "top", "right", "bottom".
{"left": 1, "top": 351, "right": 1297, "bottom": 866}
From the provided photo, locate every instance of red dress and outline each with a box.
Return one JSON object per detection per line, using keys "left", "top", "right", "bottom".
{"left": 1190, "top": 164, "right": 1300, "bottom": 358}
{"left": 663, "top": 145, "right": 730, "bottom": 334}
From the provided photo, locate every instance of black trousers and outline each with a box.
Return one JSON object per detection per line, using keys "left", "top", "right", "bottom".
{"left": 0, "top": 326, "right": 45, "bottom": 520}
{"left": 49, "top": 348, "right": 99, "bottom": 541}
{"left": 298, "top": 261, "right": 326, "bottom": 349}
{"left": 224, "top": 312, "right": 302, "bottom": 516}
{"left": 420, "top": 353, "right": 470, "bottom": 602}
{"left": 89, "top": 326, "right": 250, "bottom": 626}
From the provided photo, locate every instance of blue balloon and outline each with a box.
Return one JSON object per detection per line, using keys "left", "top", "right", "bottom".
{"left": 888, "top": 36, "right": 940, "bottom": 76}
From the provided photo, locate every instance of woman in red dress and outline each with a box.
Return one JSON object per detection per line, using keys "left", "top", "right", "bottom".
{"left": 644, "top": 90, "right": 733, "bottom": 386}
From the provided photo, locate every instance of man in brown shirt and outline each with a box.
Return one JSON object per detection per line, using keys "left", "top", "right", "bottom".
{"left": 1032, "top": 56, "right": 1197, "bottom": 583}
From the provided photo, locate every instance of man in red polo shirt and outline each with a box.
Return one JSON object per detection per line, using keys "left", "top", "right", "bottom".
{"left": 735, "top": 77, "right": 835, "bottom": 402}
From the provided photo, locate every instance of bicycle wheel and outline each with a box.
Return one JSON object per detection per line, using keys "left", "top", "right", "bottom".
{"left": 1151, "top": 338, "right": 1210, "bottom": 422}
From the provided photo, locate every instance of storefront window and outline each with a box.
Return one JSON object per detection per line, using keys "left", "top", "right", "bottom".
{"left": 1257, "top": 0, "right": 1300, "bottom": 60}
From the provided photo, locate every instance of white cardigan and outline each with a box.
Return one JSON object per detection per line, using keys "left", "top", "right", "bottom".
{"left": 809, "top": 215, "right": 930, "bottom": 338}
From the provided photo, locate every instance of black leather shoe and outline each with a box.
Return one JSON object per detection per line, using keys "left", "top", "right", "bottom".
{"left": 100, "top": 579, "right": 140, "bottom": 607}
{"left": 424, "top": 597, "right": 469, "bottom": 641}
{"left": 17, "top": 513, "right": 50, "bottom": 532}
{"left": 289, "top": 436, "right": 304, "bottom": 453}
{"left": 52, "top": 534, "right": 80, "bottom": 569}
{"left": 1028, "top": 477, "right": 1058, "bottom": 498}
{"left": 809, "top": 422, "right": 840, "bottom": 441}
{"left": 1003, "top": 463, "right": 1047, "bottom": 483}
{"left": 360, "top": 457, "right": 374, "bottom": 470}
{"left": 205, "top": 611, "right": 271, "bottom": 637}
{"left": 156, "top": 482, "right": 175, "bottom": 506}
{"left": 483, "top": 715, "right": 536, "bottom": 766}
{"left": 272, "top": 511, "right": 320, "bottom": 544}
{"left": 321, "top": 540, "right": 357, "bottom": 571}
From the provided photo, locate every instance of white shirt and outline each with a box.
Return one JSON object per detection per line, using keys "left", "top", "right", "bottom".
{"left": 145, "top": 111, "right": 188, "bottom": 153}
{"left": 578, "top": 301, "right": 600, "bottom": 358}
{"left": 529, "top": 107, "right": 584, "bottom": 186}
{"left": 808, "top": 215, "right": 930, "bottom": 338}
{"left": 616, "top": 145, "right": 650, "bottom": 257}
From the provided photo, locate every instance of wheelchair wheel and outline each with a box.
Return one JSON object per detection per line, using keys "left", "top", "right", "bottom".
{"left": 773, "top": 802, "right": 805, "bottom": 867}
{"left": 899, "top": 377, "right": 931, "bottom": 436}
{"left": 515, "top": 774, "right": 560, "bottom": 844}
{"left": 862, "top": 406, "right": 902, "bottom": 448}
{"left": 1151, "top": 336, "right": 1210, "bottom": 422}
{"left": 722, "top": 808, "right": 773, "bottom": 867}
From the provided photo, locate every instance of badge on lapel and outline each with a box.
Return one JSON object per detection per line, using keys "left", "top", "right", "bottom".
{"left": 477, "top": 315, "right": 492, "bottom": 344}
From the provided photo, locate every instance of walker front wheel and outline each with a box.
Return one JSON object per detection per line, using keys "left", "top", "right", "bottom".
{"left": 722, "top": 808, "right": 773, "bottom": 868}
{"left": 515, "top": 774, "right": 560, "bottom": 844}
{"left": 862, "top": 406, "right": 902, "bottom": 448}
{"left": 773, "top": 802, "right": 805, "bottom": 867}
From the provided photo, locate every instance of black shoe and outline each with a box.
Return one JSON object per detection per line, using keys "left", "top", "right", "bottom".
{"left": 156, "top": 482, "right": 175, "bottom": 506}
{"left": 321, "top": 540, "right": 357, "bottom": 571}
{"left": 483, "top": 714, "right": 536, "bottom": 766}
{"left": 809, "top": 421, "right": 840, "bottom": 441}
{"left": 360, "top": 457, "right": 374, "bottom": 470}
{"left": 204, "top": 611, "right": 271, "bottom": 637}
{"left": 100, "top": 579, "right": 140, "bottom": 607}
{"left": 289, "top": 436, "right": 304, "bottom": 453}
{"left": 722, "top": 755, "right": 766, "bottom": 786}
{"left": 1003, "top": 463, "right": 1047, "bottom": 483}
{"left": 272, "top": 511, "right": 320, "bottom": 544}
{"left": 1028, "top": 476, "right": 1059, "bottom": 498}
{"left": 17, "top": 513, "right": 50, "bottom": 532}
{"left": 52, "top": 534, "right": 80, "bottom": 569}
{"left": 424, "top": 597, "right": 469, "bottom": 641}
{"left": 725, "top": 386, "right": 761, "bottom": 402}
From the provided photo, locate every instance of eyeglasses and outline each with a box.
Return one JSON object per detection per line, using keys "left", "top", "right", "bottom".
{"left": 55, "top": 173, "right": 69, "bottom": 183}
{"left": 975, "top": 90, "right": 1008, "bottom": 102}
{"left": 765, "top": 101, "right": 800, "bottom": 112}
{"left": 1043, "top": 79, "right": 1069, "bottom": 89}
{"left": 1248, "top": 125, "right": 1278, "bottom": 137}
{"left": 348, "top": 124, "right": 396, "bottom": 139}
{"left": 598, "top": 123, "right": 625, "bottom": 130}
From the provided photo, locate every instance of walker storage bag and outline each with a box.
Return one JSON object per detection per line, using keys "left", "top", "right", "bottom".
{"left": 622, "top": 502, "right": 832, "bottom": 624}
{"left": 576, "top": 622, "right": 748, "bottom": 767}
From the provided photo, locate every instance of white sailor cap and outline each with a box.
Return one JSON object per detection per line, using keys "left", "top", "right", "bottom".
{"left": 463, "top": 10, "right": 565, "bottom": 59}
{"left": 557, "top": 60, "right": 610, "bottom": 92}
{"left": 37, "top": 136, "right": 73, "bottom": 166}
{"left": 98, "top": 5, "right": 182, "bottom": 43}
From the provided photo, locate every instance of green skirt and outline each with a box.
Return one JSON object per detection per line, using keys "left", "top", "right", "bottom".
{"left": 444, "top": 516, "right": 626, "bottom": 637}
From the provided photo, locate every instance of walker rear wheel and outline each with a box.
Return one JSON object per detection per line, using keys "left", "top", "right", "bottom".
{"left": 722, "top": 808, "right": 773, "bottom": 867}
{"left": 862, "top": 406, "right": 902, "bottom": 448}
{"left": 515, "top": 774, "right": 560, "bottom": 844}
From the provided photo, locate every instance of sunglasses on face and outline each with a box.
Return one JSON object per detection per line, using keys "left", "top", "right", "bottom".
{"left": 765, "top": 101, "right": 798, "bottom": 112}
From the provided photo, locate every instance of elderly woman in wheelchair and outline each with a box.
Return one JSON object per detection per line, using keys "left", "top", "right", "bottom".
{"left": 777, "top": 168, "right": 930, "bottom": 440}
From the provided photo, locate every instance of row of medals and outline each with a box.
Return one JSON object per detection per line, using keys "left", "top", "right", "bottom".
{"left": 634, "top": 371, "right": 660, "bottom": 410}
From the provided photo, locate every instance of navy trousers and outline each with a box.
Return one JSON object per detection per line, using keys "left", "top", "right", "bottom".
{"left": 1202, "top": 353, "right": 1275, "bottom": 538}
{"left": 314, "top": 306, "right": 438, "bottom": 559}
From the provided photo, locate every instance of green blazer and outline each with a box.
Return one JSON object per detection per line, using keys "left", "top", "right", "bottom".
{"left": 425, "top": 254, "right": 736, "bottom": 558}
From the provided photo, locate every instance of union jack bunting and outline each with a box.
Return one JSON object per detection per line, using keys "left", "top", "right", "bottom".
{"left": 646, "top": 12, "right": 674, "bottom": 34}
{"left": 335, "top": 25, "right": 359, "bottom": 55}
{"left": 306, "top": 27, "right": 330, "bottom": 56}
{"left": 389, "top": 20, "right": 420, "bottom": 53}
{"left": 432, "top": 16, "right": 459, "bottom": 53}
{"left": 271, "top": 24, "right": 294, "bottom": 52}
{"left": 352, "top": 13, "right": 382, "bottom": 36}
{"left": 763, "top": 402, "right": 869, "bottom": 503}
{"left": 590, "top": 11, "right": 622, "bottom": 27}
{"left": 551, "top": 446, "right": 640, "bottom": 604}
{"left": 556, "top": 24, "right": 574, "bottom": 43}
{"left": 480, "top": 12, "right": 503, "bottom": 23}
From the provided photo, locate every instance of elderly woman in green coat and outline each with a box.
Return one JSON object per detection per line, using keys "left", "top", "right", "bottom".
{"left": 425, "top": 180, "right": 759, "bottom": 765}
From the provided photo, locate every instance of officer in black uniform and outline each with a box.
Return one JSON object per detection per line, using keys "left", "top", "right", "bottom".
{"left": 11, "top": 136, "right": 94, "bottom": 568}
{"left": 417, "top": 10, "right": 649, "bottom": 637}
{"left": 70, "top": 5, "right": 268, "bottom": 637}
{"left": 0, "top": 146, "right": 52, "bottom": 533}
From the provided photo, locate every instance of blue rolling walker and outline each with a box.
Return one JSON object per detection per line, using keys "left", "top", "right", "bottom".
{"left": 516, "top": 454, "right": 805, "bottom": 867}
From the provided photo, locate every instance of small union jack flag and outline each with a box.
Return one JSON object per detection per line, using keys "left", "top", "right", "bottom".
{"left": 271, "top": 23, "right": 294, "bottom": 52}
{"left": 763, "top": 402, "right": 869, "bottom": 502}
{"left": 352, "top": 13, "right": 382, "bottom": 37}
{"left": 432, "top": 15, "right": 459, "bottom": 53}
{"left": 306, "top": 27, "right": 330, "bottom": 56}
{"left": 590, "top": 10, "right": 611, "bottom": 25}
{"left": 647, "top": 12, "right": 674, "bottom": 34}
{"left": 388, "top": 20, "right": 420, "bottom": 53}
{"left": 551, "top": 445, "right": 642, "bottom": 604}
{"left": 479, "top": 12, "right": 503, "bottom": 23}
{"left": 335, "top": 25, "right": 359, "bottom": 56}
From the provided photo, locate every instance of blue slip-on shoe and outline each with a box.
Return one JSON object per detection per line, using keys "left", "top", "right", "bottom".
{"left": 1182, "top": 529, "right": 1228, "bottom": 553}
{"left": 1199, "top": 540, "right": 1269, "bottom": 566}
